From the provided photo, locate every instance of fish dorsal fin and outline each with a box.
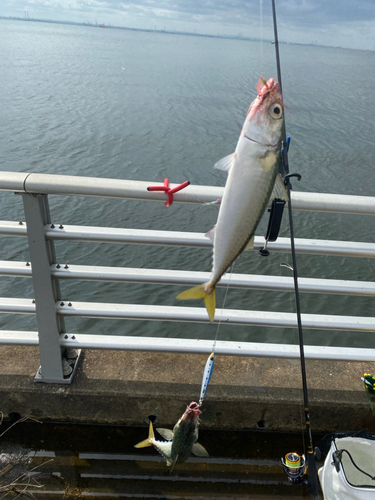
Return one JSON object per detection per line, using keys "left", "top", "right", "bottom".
{"left": 214, "top": 153, "right": 235, "bottom": 172}
{"left": 156, "top": 428, "right": 174, "bottom": 441}
{"left": 205, "top": 226, "right": 215, "bottom": 241}
{"left": 270, "top": 173, "right": 289, "bottom": 202}
{"left": 244, "top": 235, "right": 255, "bottom": 251}
{"left": 192, "top": 442, "right": 209, "bottom": 457}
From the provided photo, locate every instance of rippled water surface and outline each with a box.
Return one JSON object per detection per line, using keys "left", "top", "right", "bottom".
{"left": 1, "top": 20, "right": 375, "bottom": 348}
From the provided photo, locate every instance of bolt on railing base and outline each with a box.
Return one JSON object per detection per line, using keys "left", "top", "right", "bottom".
{"left": 34, "top": 349, "right": 82, "bottom": 384}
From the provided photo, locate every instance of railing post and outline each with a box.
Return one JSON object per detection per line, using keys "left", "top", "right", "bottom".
{"left": 22, "top": 193, "right": 79, "bottom": 383}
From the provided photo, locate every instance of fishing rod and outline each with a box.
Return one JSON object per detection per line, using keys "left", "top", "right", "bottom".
{"left": 270, "top": 1, "right": 320, "bottom": 498}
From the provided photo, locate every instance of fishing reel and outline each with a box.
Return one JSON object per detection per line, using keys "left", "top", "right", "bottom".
{"left": 281, "top": 452, "right": 307, "bottom": 484}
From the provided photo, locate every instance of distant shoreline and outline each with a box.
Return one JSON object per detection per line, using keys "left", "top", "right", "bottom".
{"left": 0, "top": 15, "right": 329, "bottom": 49}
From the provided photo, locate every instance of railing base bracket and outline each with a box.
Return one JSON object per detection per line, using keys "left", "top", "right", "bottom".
{"left": 34, "top": 349, "right": 82, "bottom": 384}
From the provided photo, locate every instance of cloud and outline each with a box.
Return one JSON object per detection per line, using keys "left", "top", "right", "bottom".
{"left": 278, "top": 0, "right": 375, "bottom": 24}
{"left": 4, "top": 0, "right": 375, "bottom": 50}
{"left": 14, "top": 0, "right": 375, "bottom": 26}
{"left": 96, "top": 0, "right": 375, "bottom": 25}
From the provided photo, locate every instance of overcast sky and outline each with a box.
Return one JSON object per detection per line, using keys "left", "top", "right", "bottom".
{"left": 2, "top": 0, "right": 375, "bottom": 51}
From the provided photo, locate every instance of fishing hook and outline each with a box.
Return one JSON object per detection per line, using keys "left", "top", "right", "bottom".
{"left": 280, "top": 262, "right": 294, "bottom": 271}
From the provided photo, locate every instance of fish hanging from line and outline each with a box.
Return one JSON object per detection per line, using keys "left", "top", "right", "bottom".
{"left": 177, "top": 77, "right": 288, "bottom": 321}
{"left": 134, "top": 402, "right": 209, "bottom": 468}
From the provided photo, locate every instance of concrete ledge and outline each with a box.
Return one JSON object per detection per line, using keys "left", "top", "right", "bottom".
{"left": 0, "top": 346, "right": 374, "bottom": 433}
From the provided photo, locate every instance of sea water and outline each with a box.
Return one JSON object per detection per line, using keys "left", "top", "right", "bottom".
{"left": 1, "top": 20, "right": 375, "bottom": 348}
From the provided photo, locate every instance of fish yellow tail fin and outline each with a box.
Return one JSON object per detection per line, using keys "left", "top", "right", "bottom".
{"left": 177, "top": 284, "right": 216, "bottom": 322}
{"left": 134, "top": 422, "right": 155, "bottom": 449}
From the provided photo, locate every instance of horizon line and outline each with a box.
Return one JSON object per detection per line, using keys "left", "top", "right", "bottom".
{"left": 0, "top": 15, "right": 334, "bottom": 49}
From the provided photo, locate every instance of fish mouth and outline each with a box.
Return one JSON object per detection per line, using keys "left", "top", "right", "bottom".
{"left": 244, "top": 135, "right": 279, "bottom": 148}
{"left": 185, "top": 402, "right": 202, "bottom": 418}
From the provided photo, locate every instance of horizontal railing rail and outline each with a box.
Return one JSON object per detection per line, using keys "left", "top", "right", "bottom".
{"left": 1, "top": 297, "right": 375, "bottom": 331}
{"left": 1, "top": 171, "right": 375, "bottom": 214}
{"left": 0, "top": 171, "right": 374, "bottom": 383}
{"left": 1, "top": 261, "right": 375, "bottom": 296}
{"left": 2, "top": 221, "right": 375, "bottom": 258}
{"left": 1, "top": 331, "right": 375, "bottom": 362}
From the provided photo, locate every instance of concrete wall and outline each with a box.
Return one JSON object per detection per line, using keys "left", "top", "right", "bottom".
{"left": 0, "top": 345, "right": 374, "bottom": 433}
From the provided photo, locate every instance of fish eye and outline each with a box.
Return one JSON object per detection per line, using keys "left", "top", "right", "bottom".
{"left": 269, "top": 104, "right": 283, "bottom": 119}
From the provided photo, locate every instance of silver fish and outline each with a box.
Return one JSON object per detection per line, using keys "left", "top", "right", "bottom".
{"left": 177, "top": 77, "right": 288, "bottom": 321}
{"left": 134, "top": 402, "right": 208, "bottom": 467}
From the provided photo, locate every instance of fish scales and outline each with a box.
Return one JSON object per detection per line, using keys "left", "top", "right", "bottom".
{"left": 177, "top": 77, "right": 287, "bottom": 321}
{"left": 134, "top": 402, "right": 209, "bottom": 467}
{"left": 211, "top": 151, "right": 279, "bottom": 284}
{"left": 171, "top": 415, "right": 199, "bottom": 462}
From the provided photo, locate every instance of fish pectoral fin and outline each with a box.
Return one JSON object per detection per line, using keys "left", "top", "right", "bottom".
{"left": 177, "top": 284, "right": 216, "bottom": 322}
{"left": 192, "top": 442, "right": 209, "bottom": 457}
{"left": 270, "top": 173, "right": 289, "bottom": 202}
{"left": 214, "top": 153, "right": 235, "bottom": 172}
{"left": 156, "top": 428, "right": 174, "bottom": 441}
{"left": 259, "top": 151, "right": 277, "bottom": 172}
{"left": 244, "top": 235, "right": 255, "bottom": 251}
{"left": 134, "top": 422, "right": 154, "bottom": 448}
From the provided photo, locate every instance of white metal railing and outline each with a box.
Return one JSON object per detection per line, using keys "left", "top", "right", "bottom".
{"left": 2, "top": 171, "right": 375, "bottom": 215}
{"left": 0, "top": 171, "right": 375, "bottom": 383}
{"left": 2, "top": 260, "right": 375, "bottom": 294}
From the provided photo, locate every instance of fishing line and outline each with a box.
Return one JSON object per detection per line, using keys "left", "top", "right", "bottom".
{"left": 199, "top": 265, "right": 234, "bottom": 406}
{"left": 212, "top": 264, "right": 234, "bottom": 351}
{"left": 260, "top": 0, "right": 264, "bottom": 76}
{"left": 271, "top": 0, "right": 319, "bottom": 498}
